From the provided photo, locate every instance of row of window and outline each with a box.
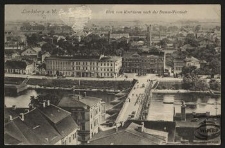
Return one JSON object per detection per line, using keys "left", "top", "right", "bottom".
{"left": 62, "top": 132, "right": 77, "bottom": 145}
{"left": 47, "top": 61, "right": 116, "bottom": 67}
{"left": 47, "top": 65, "right": 115, "bottom": 72}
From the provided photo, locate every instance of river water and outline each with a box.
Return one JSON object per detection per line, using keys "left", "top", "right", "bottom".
{"left": 5, "top": 89, "right": 221, "bottom": 120}
{"left": 147, "top": 93, "right": 221, "bottom": 121}
{"left": 5, "top": 89, "right": 115, "bottom": 110}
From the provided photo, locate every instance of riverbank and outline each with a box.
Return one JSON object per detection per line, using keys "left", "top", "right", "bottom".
{"left": 152, "top": 89, "right": 220, "bottom": 94}
{"left": 27, "top": 85, "right": 121, "bottom": 93}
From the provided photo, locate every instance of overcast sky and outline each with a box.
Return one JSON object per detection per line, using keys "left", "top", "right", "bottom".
{"left": 5, "top": 4, "right": 221, "bottom": 22}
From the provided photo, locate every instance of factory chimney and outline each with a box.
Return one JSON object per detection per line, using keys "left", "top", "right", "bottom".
{"left": 146, "top": 25, "right": 152, "bottom": 47}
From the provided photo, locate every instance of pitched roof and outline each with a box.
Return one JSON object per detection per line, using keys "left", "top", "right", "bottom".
{"left": 22, "top": 109, "right": 62, "bottom": 144}
{"left": 38, "top": 104, "right": 71, "bottom": 124}
{"left": 55, "top": 116, "right": 79, "bottom": 137}
{"left": 46, "top": 55, "right": 100, "bottom": 61}
{"left": 4, "top": 120, "right": 30, "bottom": 144}
{"left": 4, "top": 107, "right": 28, "bottom": 120}
{"left": 5, "top": 60, "right": 28, "bottom": 69}
{"left": 184, "top": 56, "right": 200, "bottom": 62}
{"left": 79, "top": 96, "right": 102, "bottom": 107}
{"left": 4, "top": 49, "right": 19, "bottom": 55}
{"left": 99, "top": 56, "right": 122, "bottom": 62}
{"left": 58, "top": 95, "right": 102, "bottom": 108}
{"left": 58, "top": 96, "right": 87, "bottom": 108}
{"left": 89, "top": 122, "right": 166, "bottom": 145}
{"left": 4, "top": 133, "right": 23, "bottom": 145}
{"left": 5, "top": 117, "right": 44, "bottom": 145}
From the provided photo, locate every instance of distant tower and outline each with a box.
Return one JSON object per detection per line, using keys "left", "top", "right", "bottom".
{"left": 181, "top": 101, "right": 186, "bottom": 121}
{"left": 146, "top": 25, "right": 152, "bottom": 47}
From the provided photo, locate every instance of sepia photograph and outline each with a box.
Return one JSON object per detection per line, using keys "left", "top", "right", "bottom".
{"left": 4, "top": 4, "right": 221, "bottom": 145}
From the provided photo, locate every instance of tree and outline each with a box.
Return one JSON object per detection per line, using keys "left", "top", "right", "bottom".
{"left": 209, "top": 79, "right": 221, "bottom": 91}
{"left": 159, "top": 38, "right": 170, "bottom": 48}
{"left": 41, "top": 42, "right": 57, "bottom": 54}
{"left": 209, "top": 59, "right": 221, "bottom": 76}
{"left": 195, "top": 79, "right": 209, "bottom": 91}
{"left": 181, "top": 66, "right": 197, "bottom": 75}
{"left": 184, "top": 34, "right": 199, "bottom": 47}
{"left": 182, "top": 73, "right": 199, "bottom": 90}
{"left": 26, "top": 33, "right": 41, "bottom": 46}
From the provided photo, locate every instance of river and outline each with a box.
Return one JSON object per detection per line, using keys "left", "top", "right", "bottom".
{"left": 147, "top": 93, "right": 221, "bottom": 121}
{"left": 5, "top": 89, "right": 115, "bottom": 110}
{"left": 5, "top": 89, "right": 221, "bottom": 120}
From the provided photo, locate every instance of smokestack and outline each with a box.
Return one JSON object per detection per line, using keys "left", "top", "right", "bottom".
{"left": 181, "top": 101, "right": 186, "bottom": 121}
{"left": 20, "top": 113, "right": 24, "bottom": 121}
{"left": 47, "top": 100, "right": 50, "bottom": 106}
{"left": 141, "top": 122, "right": 144, "bottom": 132}
{"left": 146, "top": 25, "right": 152, "bottom": 47}
{"left": 42, "top": 102, "right": 46, "bottom": 108}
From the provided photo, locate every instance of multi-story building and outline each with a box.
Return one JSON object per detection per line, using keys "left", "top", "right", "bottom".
{"left": 21, "top": 47, "right": 41, "bottom": 56}
{"left": 173, "top": 56, "right": 200, "bottom": 74}
{"left": 122, "top": 51, "right": 164, "bottom": 76}
{"left": 5, "top": 60, "right": 34, "bottom": 74}
{"left": 173, "top": 58, "right": 186, "bottom": 74}
{"left": 4, "top": 101, "right": 79, "bottom": 145}
{"left": 45, "top": 55, "right": 122, "bottom": 78}
{"left": 58, "top": 94, "right": 106, "bottom": 142}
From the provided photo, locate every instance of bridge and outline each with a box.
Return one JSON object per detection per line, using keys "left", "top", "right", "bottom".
{"left": 114, "top": 77, "right": 157, "bottom": 126}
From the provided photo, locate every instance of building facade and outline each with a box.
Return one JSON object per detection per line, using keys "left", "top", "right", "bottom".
{"left": 122, "top": 52, "right": 164, "bottom": 76}
{"left": 58, "top": 95, "right": 106, "bottom": 142}
{"left": 45, "top": 55, "right": 122, "bottom": 78}
{"left": 5, "top": 60, "right": 34, "bottom": 74}
{"left": 173, "top": 58, "right": 186, "bottom": 74}
{"left": 173, "top": 56, "right": 200, "bottom": 74}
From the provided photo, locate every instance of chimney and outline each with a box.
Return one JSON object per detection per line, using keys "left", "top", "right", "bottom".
{"left": 146, "top": 25, "right": 152, "bottom": 47}
{"left": 192, "top": 112, "right": 196, "bottom": 117}
{"left": 121, "top": 121, "right": 124, "bottom": 127}
{"left": 20, "top": 113, "right": 24, "bottom": 121}
{"left": 181, "top": 101, "right": 186, "bottom": 121}
{"left": 12, "top": 105, "right": 16, "bottom": 110}
{"left": 25, "top": 109, "right": 29, "bottom": 113}
{"left": 42, "top": 101, "right": 46, "bottom": 108}
{"left": 206, "top": 112, "right": 210, "bottom": 117}
{"left": 115, "top": 124, "right": 118, "bottom": 132}
{"left": 47, "top": 100, "right": 50, "bottom": 106}
{"left": 141, "top": 122, "right": 144, "bottom": 132}
{"left": 9, "top": 115, "right": 13, "bottom": 121}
